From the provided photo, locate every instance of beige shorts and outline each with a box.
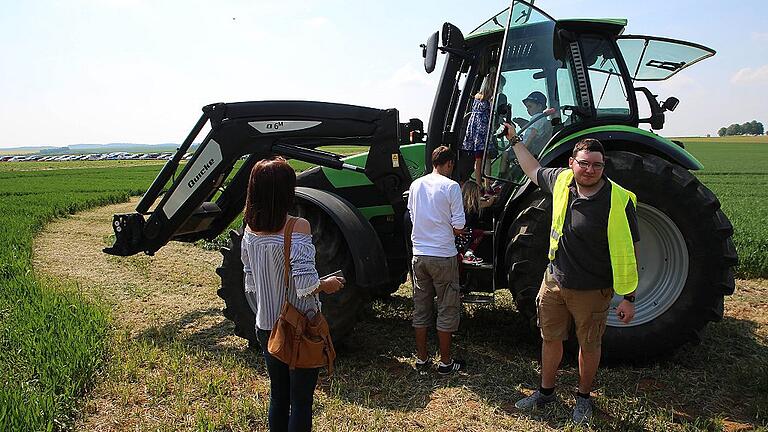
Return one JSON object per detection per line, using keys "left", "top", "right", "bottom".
{"left": 412, "top": 255, "right": 461, "bottom": 332}
{"left": 536, "top": 269, "right": 613, "bottom": 352}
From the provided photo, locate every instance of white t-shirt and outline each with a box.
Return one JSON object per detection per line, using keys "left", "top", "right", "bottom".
{"left": 407, "top": 172, "right": 465, "bottom": 258}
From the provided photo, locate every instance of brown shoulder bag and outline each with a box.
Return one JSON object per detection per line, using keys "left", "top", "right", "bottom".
{"left": 267, "top": 217, "right": 336, "bottom": 373}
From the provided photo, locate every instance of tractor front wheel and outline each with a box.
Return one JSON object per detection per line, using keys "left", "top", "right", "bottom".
{"left": 216, "top": 204, "right": 365, "bottom": 349}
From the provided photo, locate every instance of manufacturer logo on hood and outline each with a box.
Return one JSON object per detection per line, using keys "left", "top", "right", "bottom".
{"left": 248, "top": 120, "right": 321, "bottom": 133}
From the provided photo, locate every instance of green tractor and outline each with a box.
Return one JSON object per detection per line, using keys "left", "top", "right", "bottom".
{"left": 105, "top": 1, "right": 736, "bottom": 361}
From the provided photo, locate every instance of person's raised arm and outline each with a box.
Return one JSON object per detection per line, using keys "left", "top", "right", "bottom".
{"left": 505, "top": 123, "right": 541, "bottom": 185}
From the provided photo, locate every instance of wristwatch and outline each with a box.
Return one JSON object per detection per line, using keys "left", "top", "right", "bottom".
{"left": 509, "top": 135, "right": 522, "bottom": 146}
{"left": 623, "top": 294, "right": 636, "bottom": 303}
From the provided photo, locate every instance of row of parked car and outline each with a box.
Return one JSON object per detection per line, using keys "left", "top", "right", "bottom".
{"left": 0, "top": 152, "right": 194, "bottom": 162}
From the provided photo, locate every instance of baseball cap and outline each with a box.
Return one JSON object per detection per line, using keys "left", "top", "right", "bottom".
{"left": 522, "top": 91, "right": 547, "bottom": 107}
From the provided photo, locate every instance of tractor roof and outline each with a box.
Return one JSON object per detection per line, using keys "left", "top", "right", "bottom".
{"left": 466, "top": 6, "right": 627, "bottom": 40}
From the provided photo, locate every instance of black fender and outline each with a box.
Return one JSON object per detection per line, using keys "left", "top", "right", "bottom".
{"left": 539, "top": 130, "right": 702, "bottom": 170}
{"left": 295, "top": 187, "right": 390, "bottom": 289}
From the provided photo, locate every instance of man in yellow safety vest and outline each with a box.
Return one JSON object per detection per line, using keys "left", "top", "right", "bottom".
{"left": 503, "top": 125, "right": 639, "bottom": 424}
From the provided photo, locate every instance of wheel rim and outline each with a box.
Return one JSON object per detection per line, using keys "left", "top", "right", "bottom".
{"left": 607, "top": 203, "right": 689, "bottom": 327}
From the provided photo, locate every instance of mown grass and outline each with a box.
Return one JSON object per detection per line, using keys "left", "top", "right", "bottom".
{"left": 679, "top": 138, "right": 768, "bottom": 278}
{"left": 61, "top": 274, "right": 768, "bottom": 431}
{"left": 0, "top": 164, "right": 158, "bottom": 430}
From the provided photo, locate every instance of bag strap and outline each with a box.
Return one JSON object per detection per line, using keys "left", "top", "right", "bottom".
{"left": 282, "top": 216, "right": 321, "bottom": 313}
{"left": 282, "top": 216, "right": 298, "bottom": 295}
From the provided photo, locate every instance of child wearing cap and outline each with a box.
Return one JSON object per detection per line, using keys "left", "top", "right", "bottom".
{"left": 499, "top": 91, "right": 553, "bottom": 181}
{"left": 516, "top": 91, "right": 552, "bottom": 157}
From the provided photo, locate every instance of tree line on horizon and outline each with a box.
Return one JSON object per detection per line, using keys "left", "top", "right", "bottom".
{"left": 717, "top": 120, "right": 765, "bottom": 137}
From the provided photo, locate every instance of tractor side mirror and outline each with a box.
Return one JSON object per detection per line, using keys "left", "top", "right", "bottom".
{"left": 662, "top": 96, "right": 679, "bottom": 112}
{"left": 636, "top": 87, "right": 666, "bottom": 130}
{"left": 422, "top": 31, "right": 439, "bottom": 74}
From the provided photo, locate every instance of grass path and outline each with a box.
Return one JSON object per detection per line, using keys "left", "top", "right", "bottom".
{"left": 34, "top": 200, "right": 768, "bottom": 431}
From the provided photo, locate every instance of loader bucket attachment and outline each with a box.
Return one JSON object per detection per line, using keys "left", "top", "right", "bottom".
{"left": 104, "top": 101, "right": 413, "bottom": 257}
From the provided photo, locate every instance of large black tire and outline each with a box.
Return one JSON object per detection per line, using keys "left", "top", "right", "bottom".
{"left": 216, "top": 228, "right": 257, "bottom": 348}
{"left": 216, "top": 203, "right": 366, "bottom": 349}
{"left": 506, "top": 151, "right": 737, "bottom": 362}
{"left": 505, "top": 189, "right": 552, "bottom": 330}
{"left": 293, "top": 201, "right": 366, "bottom": 342}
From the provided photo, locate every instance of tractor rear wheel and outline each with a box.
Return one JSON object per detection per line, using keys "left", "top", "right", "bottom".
{"left": 506, "top": 151, "right": 737, "bottom": 361}
{"left": 216, "top": 203, "right": 365, "bottom": 349}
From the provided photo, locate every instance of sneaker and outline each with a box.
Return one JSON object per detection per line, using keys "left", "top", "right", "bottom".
{"left": 514, "top": 390, "right": 556, "bottom": 410}
{"left": 461, "top": 251, "right": 483, "bottom": 265}
{"left": 572, "top": 395, "right": 593, "bottom": 423}
{"left": 437, "top": 359, "right": 466, "bottom": 375}
{"left": 415, "top": 357, "right": 432, "bottom": 372}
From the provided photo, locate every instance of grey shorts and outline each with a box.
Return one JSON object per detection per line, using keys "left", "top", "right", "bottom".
{"left": 412, "top": 255, "right": 461, "bottom": 332}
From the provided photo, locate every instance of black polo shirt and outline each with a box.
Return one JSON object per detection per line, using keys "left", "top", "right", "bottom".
{"left": 537, "top": 167, "right": 640, "bottom": 291}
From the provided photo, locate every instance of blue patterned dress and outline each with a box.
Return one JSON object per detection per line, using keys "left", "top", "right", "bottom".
{"left": 461, "top": 98, "right": 493, "bottom": 155}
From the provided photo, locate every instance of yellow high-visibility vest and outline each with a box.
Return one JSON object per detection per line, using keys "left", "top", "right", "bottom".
{"left": 549, "top": 169, "right": 638, "bottom": 295}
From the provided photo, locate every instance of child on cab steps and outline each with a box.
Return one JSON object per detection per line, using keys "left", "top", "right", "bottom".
{"left": 456, "top": 181, "right": 487, "bottom": 264}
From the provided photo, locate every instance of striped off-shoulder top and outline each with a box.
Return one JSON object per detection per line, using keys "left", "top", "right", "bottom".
{"left": 240, "top": 230, "right": 321, "bottom": 331}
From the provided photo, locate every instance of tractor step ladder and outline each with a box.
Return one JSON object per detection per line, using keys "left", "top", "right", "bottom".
{"left": 460, "top": 259, "right": 495, "bottom": 305}
{"left": 461, "top": 293, "right": 495, "bottom": 304}
{"left": 459, "top": 220, "right": 496, "bottom": 305}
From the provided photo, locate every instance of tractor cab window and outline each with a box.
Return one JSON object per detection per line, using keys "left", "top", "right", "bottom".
{"left": 617, "top": 36, "right": 715, "bottom": 81}
{"left": 483, "top": 1, "right": 569, "bottom": 184}
{"left": 581, "top": 36, "right": 631, "bottom": 119}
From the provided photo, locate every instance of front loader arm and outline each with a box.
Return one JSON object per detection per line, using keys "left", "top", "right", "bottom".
{"left": 105, "top": 101, "right": 412, "bottom": 256}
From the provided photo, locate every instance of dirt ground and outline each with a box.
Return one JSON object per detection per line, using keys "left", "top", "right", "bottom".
{"left": 33, "top": 199, "right": 768, "bottom": 431}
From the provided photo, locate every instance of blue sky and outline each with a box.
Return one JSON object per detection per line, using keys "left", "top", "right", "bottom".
{"left": 1, "top": 0, "right": 766, "bottom": 148}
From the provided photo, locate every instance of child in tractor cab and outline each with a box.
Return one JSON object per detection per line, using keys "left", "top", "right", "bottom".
{"left": 498, "top": 91, "right": 554, "bottom": 181}
{"left": 456, "top": 181, "right": 488, "bottom": 265}
{"left": 513, "top": 91, "right": 553, "bottom": 157}
{"left": 460, "top": 73, "right": 497, "bottom": 193}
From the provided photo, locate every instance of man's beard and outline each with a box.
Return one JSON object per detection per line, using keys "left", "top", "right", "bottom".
{"left": 574, "top": 174, "right": 601, "bottom": 188}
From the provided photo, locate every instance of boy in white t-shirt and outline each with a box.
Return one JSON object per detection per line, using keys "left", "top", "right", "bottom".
{"left": 407, "top": 146, "right": 467, "bottom": 375}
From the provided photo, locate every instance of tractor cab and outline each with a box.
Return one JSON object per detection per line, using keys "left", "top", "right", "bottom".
{"left": 473, "top": 3, "right": 714, "bottom": 186}
{"left": 424, "top": 1, "right": 713, "bottom": 183}
{"left": 422, "top": 0, "right": 716, "bottom": 304}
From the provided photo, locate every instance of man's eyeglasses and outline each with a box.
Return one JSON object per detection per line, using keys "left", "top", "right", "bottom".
{"left": 574, "top": 159, "right": 605, "bottom": 170}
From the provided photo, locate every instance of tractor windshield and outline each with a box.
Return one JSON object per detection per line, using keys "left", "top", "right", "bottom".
{"left": 483, "top": 1, "right": 568, "bottom": 183}
{"left": 468, "top": 2, "right": 553, "bottom": 38}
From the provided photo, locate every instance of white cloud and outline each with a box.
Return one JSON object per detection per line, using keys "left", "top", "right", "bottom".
{"left": 385, "top": 63, "right": 434, "bottom": 89}
{"left": 304, "top": 16, "right": 331, "bottom": 30}
{"left": 81, "top": 0, "right": 148, "bottom": 8}
{"left": 658, "top": 73, "right": 696, "bottom": 92}
{"left": 731, "top": 65, "right": 768, "bottom": 84}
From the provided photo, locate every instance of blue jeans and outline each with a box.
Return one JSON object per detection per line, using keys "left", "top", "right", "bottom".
{"left": 256, "top": 329, "right": 320, "bottom": 432}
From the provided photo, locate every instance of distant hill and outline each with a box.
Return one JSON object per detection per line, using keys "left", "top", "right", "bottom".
{"left": 40, "top": 143, "right": 193, "bottom": 154}
{"left": 0, "top": 143, "right": 201, "bottom": 155}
